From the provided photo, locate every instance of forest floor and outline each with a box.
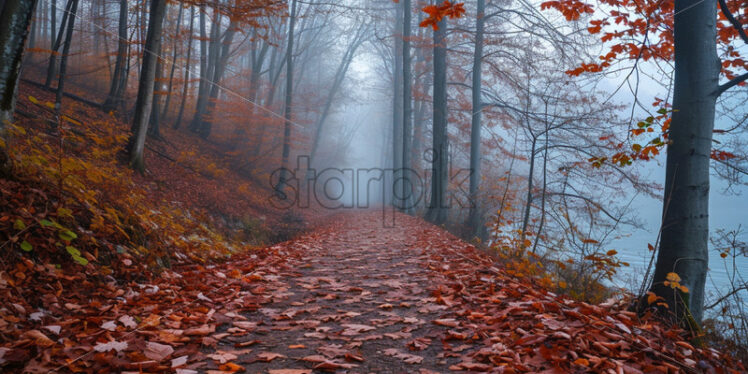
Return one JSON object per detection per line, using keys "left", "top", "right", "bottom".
{"left": 4, "top": 211, "right": 742, "bottom": 373}
{"left": 1, "top": 79, "right": 745, "bottom": 373}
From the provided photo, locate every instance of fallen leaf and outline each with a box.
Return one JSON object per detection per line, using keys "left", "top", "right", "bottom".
{"left": 144, "top": 341, "right": 173, "bottom": 361}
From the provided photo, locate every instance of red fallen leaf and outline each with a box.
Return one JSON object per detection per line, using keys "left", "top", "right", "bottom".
{"left": 314, "top": 360, "right": 358, "bottom": 370}
{"left": 459, "top": 362, "right": 493, "bottom": 371}
{"left": 207, "top": 351, "right": 238, "bottom": 364}
{"left": 446, "top": 330, "right": 468, "bottom": 340}
{"left": 184, "top": 324, "right": 215, "bottom": 336}
{"left": 144, "top": 342, "right": 174, "bottom": 361}
{"left": 218, "top": 362, "right": 244, "bottom": 372}
{"left": 288, "top": 344, "right": 305, "bottom": 349}
{"left": 232, "top": 321, "right": 257, "bottom": 330}
{"left": 21, "top": 329, "right": 55, "bottom": 347}
{"left": 253, "top": 352, "right": 286, "bottom": 362}
{"left": 433, "top": 318, "right": 459, "bottom": 327}
{"left": 408, "top": 337, "right": 431, "bottom": 351}
{"left": 301, "top": 354, "right": 327, "bottom": 363}
{"left": 235, "top": 340, "right": 260, "bottom": 347}
{"left": 268, "top": 370, "right": 312, "bottom": 374}
{"left": 574, "top": 358, "right": 590, "bottom": 366}
{"left": 383, "top": 348, "right": 424, "bottom": 364}
{"left": 345, "top": 353, "right": 364, "bottom": 362}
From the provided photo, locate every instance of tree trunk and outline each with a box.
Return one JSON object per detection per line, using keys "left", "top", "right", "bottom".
{"left": 392, "top": 3, "right": 403, "bottom": 209}
{"left": 50, "top": 0, "right": 55, "bottom": 49}
{"left": 103, "top": 0, "right": 129, "bottom": 112}
{"left": 0, "top": 0, "right": 38, "bottom": 176}
{"left": 309, "top": 27, "right": 365, "bottom": 167}
{"left": 649, "top": 0, "right": 720, "bottom": 325}
{"left": 277, "top": 0, "right": 297, "bottom": 196}
{"left": 161, "top": 4, "right": 183, "bottom": 120}
{"left": 127, "top": 0, "right": 167, "bottom": 173}
{"left": 53, "top": 0, "right": 79, "bottom": 113}
{"left": 425, "top": 18, "right": 448, "bottom": 224}
{"left": 189, "top": 5, "right": 208, "bottom": 132}
{"left": 467, "top": 0, "right": 485, "bottom": 236}
{"left": 521, "top": 136, "right": 536, "bottom": 243}
{"left": 401, "top": 0, "right": 413, "bottom": 213}
{"left": 45, "top": 0, "right": 73, "bottom": 87}
{"left": 174, "top": 6, "right": 194, "bottom": 129}
{"left": 148, "top": 47, "right": 163, "bottom": 138}
{"left": 199, "top": 18, "right": 238, "bottom": 138}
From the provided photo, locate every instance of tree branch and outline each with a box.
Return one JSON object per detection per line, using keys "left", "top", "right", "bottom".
{"left": 715, "top": 71, "right": 748, "bottom": 97}
{"left": 717, "top": 0, "right": 748, "bottom": 45}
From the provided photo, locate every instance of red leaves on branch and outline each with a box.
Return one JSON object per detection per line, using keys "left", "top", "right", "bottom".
{"left": 542, "top": 0, "right": 746, "bottom": 81}
{"left": 419, "top": 1, "right": 465, "bottom": 30}
{"left": 540, "top": 0, "right": 593, "bottom": 21}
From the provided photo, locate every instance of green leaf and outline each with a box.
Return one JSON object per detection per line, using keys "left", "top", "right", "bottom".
{"left": 20, "top": 241, "right": 33, "bottom": 252}
{"left": 72, "top": 255, "right": 88, "bottom": 266}
{"left": 14, "top": 219, "right": 26, "bottom": 230}
{"left": 40, "top": 219, "right": 54, "bottom": 227}
{"left": 66, "top": 246, "right": 81, "bottom": 257}
{"left": 59, "top": 229, "right": 77, "bottom": 242}
{"left": 657, "top": 108, "right": 668, "bottom": 115}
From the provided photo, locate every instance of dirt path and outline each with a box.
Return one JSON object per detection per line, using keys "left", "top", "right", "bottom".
{"left": 11, "top": 211, "right": 729, "bottom": 373}
{"left": 200, "top": 212, "right": 487, "bottom": 373}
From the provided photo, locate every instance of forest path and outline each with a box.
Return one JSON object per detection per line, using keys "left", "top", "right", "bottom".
{"left": 200, "top": 211, "right": 495, "bottom": 373}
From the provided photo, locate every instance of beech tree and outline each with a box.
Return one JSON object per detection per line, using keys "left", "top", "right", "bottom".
{"left": 103, "top": 0, "right": 129, "bottom": 112}
{"left": 543, "top": 0, "right": 748, "bottom": 323}
{"left": 0, "top": 0, "right": 38, "bottom": 175}
{"left": 128, "top": 0, "right": 167, "bottom": 172}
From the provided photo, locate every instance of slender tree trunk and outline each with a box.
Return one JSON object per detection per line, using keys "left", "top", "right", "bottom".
{"left": 28, "top": 4, "right": 37, "bottom": 50}
{"left": 189, "top": 5, "right": 208, "bottom": 132}
{"left": 309, "top": 28, "right": 365, "bottom": 166}
{"left": 50, "top": 0, "right": 56, "bottom": 49}
{"left": 425, "top": 18, "right": 448, "bottom": 224}
{"left": 45, "top": 0, "right": 73, "bottom": 87}
{"left": 467, "top": 0, "right": 485, "bottom": 236}
{"left": 532, "top": 118, "right": 549, "bottom": 254}
{"left": 401, "top": 0, "right": 413, "bottom": 213}
{"left": 521, "top": 136, "right": 536, "bottom": 243}
{"left": 148, "top": 46, "right": 163, "bottom": 138}
{"left": 649, "top": 0, "right": 721, "bottom": 325}
{"left": 0, "top": 0, "right": 38, "bottom": 176}
{"left": 199, "top": 19, "right": 238, "bottom": 138}
{"left": 161, "top": 4, "right": 183, "bottom": 120}
{"left": 53, "top": 0, "right": 78, "bottom": 113}
{"left": 277, "top": 0, "right": 297, "bottom": 196}
{"left": 392, "top": 3, "right": 403, "bottom": 209}
{"left": 127, "top": 0, "right": 167, "bottom": 172}
{"left": 174, "top": 6, "right": 194, "bottom": 129}
{"left": 251, "top": 42, "right": 284, "bottom": 158}
{"left": 103, "top": 0, "right": 128, "bottom": 112}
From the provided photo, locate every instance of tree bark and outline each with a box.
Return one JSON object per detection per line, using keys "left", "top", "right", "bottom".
{"left": 277, "top": 0, "right": 297, "bottom": 196}
{"left": 649, "top": 0, "right": 721, "bottom": 325}
{"left": 401, "top": 0, "right": 413, "bottom": 213}
{"left": 198, "top": 18, "right": 238, "bottom": 138}
{"left": 467, "top": 0, "right": 485, "bottom": 236}
{"left": 53, "top": 0, "right": 79, "bottom": 113}
{"left": 127, "top": 0, "right": 167, "bottom": 173}
{"left": 148, "top": 46, "right": 163, "bottom": 138}
{"left": 425, "top": 18, "right": 448, "bottom": 224}
{"left": 174, "top": 6, "right": 194, "bottom": 129}
{"left": 189, "top": 5, "right": 208, "bottom": 132}
{"left": 103, "top": 0, "right": 129, "bottom": 111}
{"left": 0, "top": 0, "right": 38, "bottom": 175}
{"left": 44, "top": 0, "right": 73, "bottom": 87}
{"left": 392, "top": 3, "right": 403, "bottom": 209}
{"left": 161, "top": 4, "right": 183, "bottom": 120}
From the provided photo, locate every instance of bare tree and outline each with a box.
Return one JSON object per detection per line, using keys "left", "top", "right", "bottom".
{"left": 127, "top": 0, "right": 168, "bottom": 172}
